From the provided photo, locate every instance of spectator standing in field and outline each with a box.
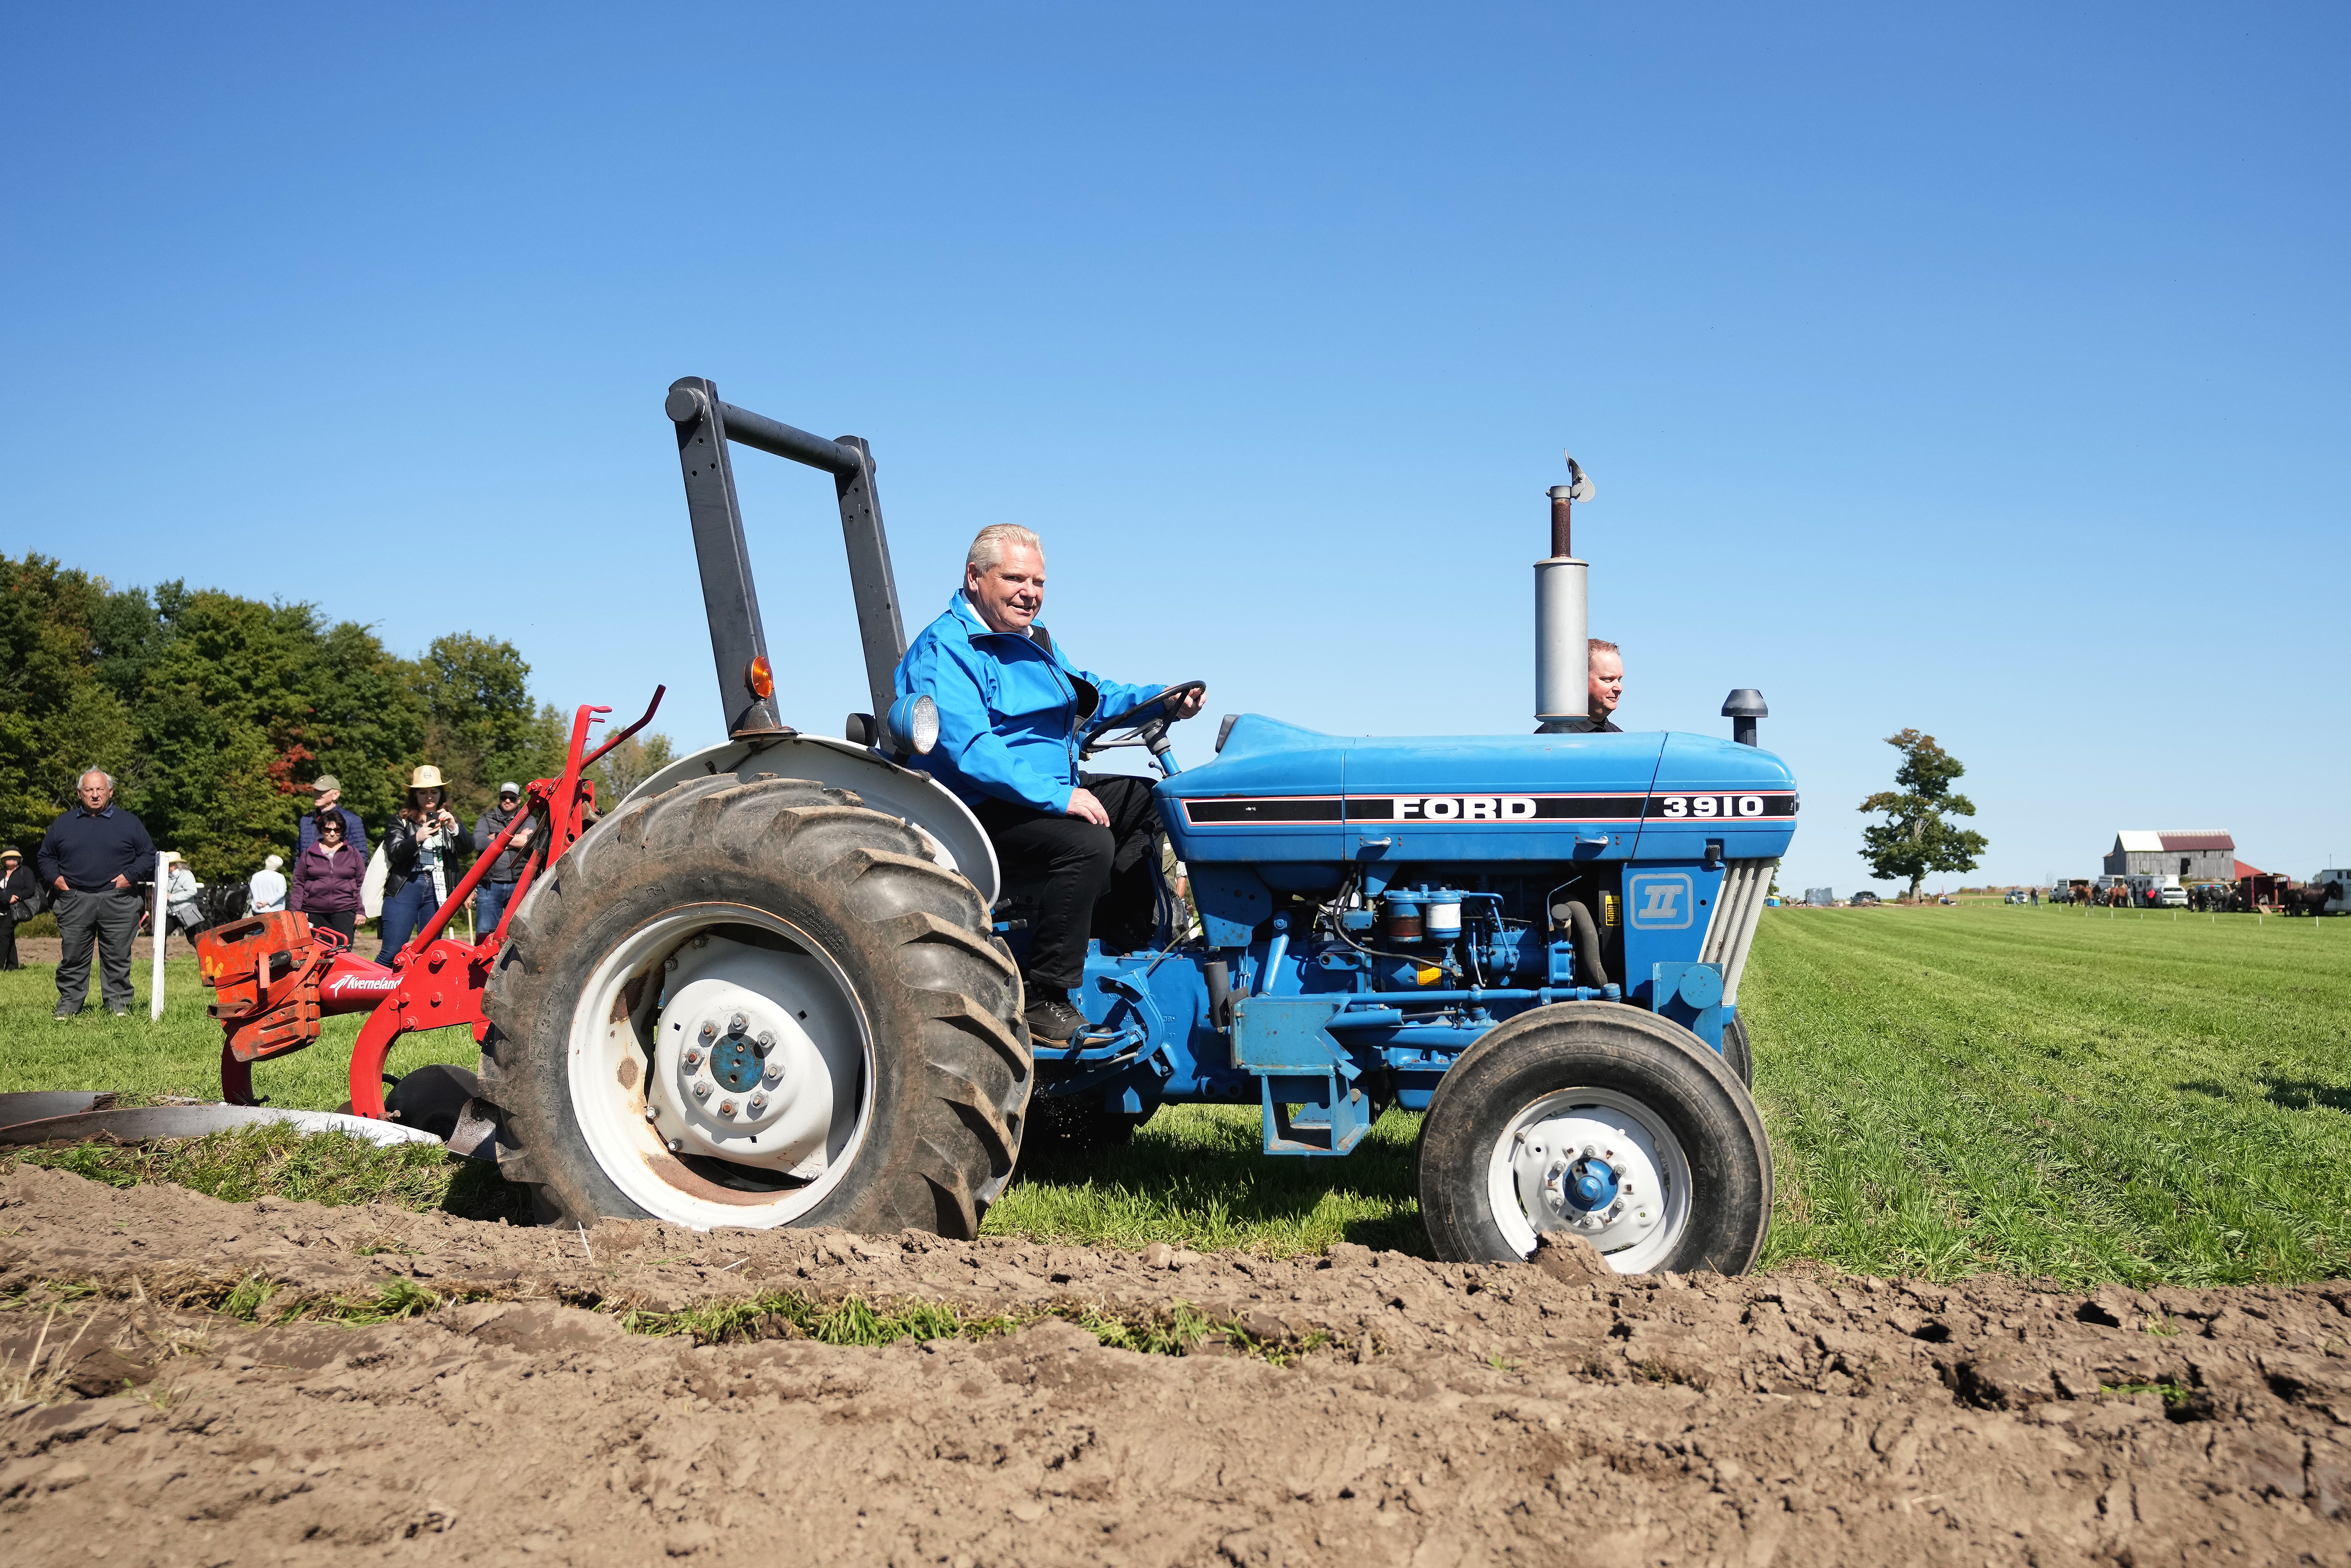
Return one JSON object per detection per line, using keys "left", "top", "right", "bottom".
{"left": 37, "top": 768, "right": 154, "bottom": 1019}
{"left": 297, "top": 776, "right": 369, "bottom": 859}
{"left": 161, "top": 852, "right": 205, "bottom": 942}
{"left": 250, "top": 854, "right": 288, "bottom": 915}
{"left": 290, "top": 813, "right": 364, "bottom": 944}
{"left": 377, "top": 765, "right": 467, "bottom": 962}
{"left": 471, "top": 782, "right": 537, "bottom": 935}
{"left": 0, "top": 848, "right": 36, "bottom": 970}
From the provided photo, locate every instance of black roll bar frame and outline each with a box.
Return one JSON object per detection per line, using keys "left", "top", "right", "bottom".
{"left": 664, "top": 377, "right": 907, "bottom": 738}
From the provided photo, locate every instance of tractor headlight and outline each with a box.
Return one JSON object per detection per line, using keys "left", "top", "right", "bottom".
{"left": 885, "top": 694, "right": 939, "bottom": 756}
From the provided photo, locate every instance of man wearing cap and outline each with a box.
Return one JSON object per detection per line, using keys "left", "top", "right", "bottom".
{"left": 298, "top": 777, "right": 369, "bottom": 859}
{"left": 37, "top": 768, "right": 155, "bottom": 1018}
{"left": 0, "top": 848, "right": 36, "bottom": 970}
{"left": 471, "top": 782, "right": 538, "bottom": 935}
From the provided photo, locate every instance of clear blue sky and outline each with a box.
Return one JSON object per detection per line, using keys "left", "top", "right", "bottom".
{"left": 5, "top": 3, "right": 2344, "bottom": 893}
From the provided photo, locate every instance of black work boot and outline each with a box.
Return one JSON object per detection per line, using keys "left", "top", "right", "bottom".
{"left": 1024, "top": 990, "right": 1088, "bottom": 1044}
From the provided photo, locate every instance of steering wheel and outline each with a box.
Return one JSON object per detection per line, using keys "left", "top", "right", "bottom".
{"left": 1079, "top": 680, "right": 1207, "bottom": 758}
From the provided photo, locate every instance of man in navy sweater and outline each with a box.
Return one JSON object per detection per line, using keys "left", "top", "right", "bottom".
{"left": 37, "top": 769, "right": 155, "bottom": 1019}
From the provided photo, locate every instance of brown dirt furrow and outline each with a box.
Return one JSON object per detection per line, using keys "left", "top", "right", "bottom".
{"left": 3, "top": 1165, "right": 2349, "bottom": 1565}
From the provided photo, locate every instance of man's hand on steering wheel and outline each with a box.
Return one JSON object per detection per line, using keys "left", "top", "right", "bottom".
{"left": 1080, "top": 680, "right": 1209, "bottom": 752}
{"left": 1065, "top": 681, "right": 1208, "bottom": 820}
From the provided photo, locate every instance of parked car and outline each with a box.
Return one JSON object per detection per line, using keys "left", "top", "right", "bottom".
{"left": 1851, "top": 890, "right": 1881, "bottom": 907}
{"left": 2004, "top": 889, "right": 2028, "bottom": 904}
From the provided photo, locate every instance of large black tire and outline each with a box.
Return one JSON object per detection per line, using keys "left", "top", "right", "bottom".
{"left": 1417, "top": 1002, "right": 1770, "bottom": 1274}
{"left": 1722, "top": 1013, "right": 1753, "bottom": 1087}
{"left": 477, "top": 774, "right": 1030, "bottom": 1237}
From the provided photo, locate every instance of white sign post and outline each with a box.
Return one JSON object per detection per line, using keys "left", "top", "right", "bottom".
{"left": 150, "top": 851, "right": 169, "bottom": 1021}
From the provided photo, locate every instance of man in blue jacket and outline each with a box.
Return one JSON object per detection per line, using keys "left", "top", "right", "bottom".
{"left": 896, "top": 525, "right": 1205, "bottom": 1042}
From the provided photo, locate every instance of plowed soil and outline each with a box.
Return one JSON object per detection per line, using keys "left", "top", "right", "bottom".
{"left": 4, "top": 1166, "right": 2348, "bottom": 1566}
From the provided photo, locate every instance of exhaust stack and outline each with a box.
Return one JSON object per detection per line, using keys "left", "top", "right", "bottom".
{"left": 1534, "top": 456, "right": 1593, "bottom": 733}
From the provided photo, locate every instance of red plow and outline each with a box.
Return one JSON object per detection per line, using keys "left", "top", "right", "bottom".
{"left": 195, "top": 690, "right": 663, "bottom": 1126}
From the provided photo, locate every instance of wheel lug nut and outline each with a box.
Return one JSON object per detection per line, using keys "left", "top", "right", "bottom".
{"left": 727, "top": 1012, "right": 748, "bottom": 1036}
{"left": 749, "top": 1093, "right": 766, "bottom": 1112}
{"left": 683, "top": 1048, "right": 701, "bottom": 1068}
{"left": 666, "top": 1138, "right": 684, "bottom": 1152}
{"left": 693, "top": 1082, "right": 710, "bottom": 1100}
{"left": 699, "top": 1021, "right": 716, "bottom": 1042}
{"left": 762, "top": 1063, "right": 782, "bottom": 1085}
{"left": 754, "top": 1031, "right": 775, "bottom": 1057}
{"left": 645, "top": 1106, "right": 660, "bottom": 1123}
{"left": 718, "top": 1099, "right": 736, "bottom": 1117}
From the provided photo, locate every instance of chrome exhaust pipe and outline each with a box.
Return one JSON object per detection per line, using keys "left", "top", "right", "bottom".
{"left": 1535, "top": 458, "right": 1593, "bottom": 733}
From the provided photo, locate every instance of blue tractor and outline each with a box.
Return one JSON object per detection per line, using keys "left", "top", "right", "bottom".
{"left": 477, "top": 382, "right": 1793, "bottom": 1275}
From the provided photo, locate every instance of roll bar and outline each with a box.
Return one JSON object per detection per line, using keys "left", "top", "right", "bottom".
{"left": 664, "top": 377, "right": 907, "bottom": 738}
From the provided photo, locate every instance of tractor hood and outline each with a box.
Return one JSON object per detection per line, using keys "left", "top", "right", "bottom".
{"left": 1159, "top": 716, "right": 1796, "bottom": 866}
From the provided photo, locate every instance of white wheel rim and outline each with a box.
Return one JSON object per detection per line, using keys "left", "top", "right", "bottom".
{"left": 1483, "top": 1087, "right": 1694, "bottom": 1274}
{"left": 567, "top": 904, "right": 874, "bottom": 1230}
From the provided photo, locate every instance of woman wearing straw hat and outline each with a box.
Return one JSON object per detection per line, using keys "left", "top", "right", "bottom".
{"left": 377, "top": 764, "right": 470, "bottom": 962}
{"left": 161, "top": 851, "right": 207, "bottom": 940}
{"left": 0, "top": 848, "right": 35, "bottom": 970}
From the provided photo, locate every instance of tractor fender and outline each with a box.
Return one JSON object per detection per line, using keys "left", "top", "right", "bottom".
{"left": 594, "top": 735, "right": 999, "bottom": 906}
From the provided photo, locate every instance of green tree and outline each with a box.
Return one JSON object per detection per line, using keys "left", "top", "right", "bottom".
{"left": 588, "top": 730, "right": 676, "bottom": 809}
{"left": 1858, "top": 729, "right": 1988, "bottom": 900}
{"left": 415, "top": 634, "right": 568, "bottom": 821}
{"left": 1, "top": 552, "right": 567, "bottom": 878}
{"left": 0, "top": 556, "right": 139, "bottom": 854}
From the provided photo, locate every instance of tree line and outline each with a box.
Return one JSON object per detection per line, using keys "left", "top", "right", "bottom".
{"left": 0, "top": 553, "right": 671, "bottom": 882}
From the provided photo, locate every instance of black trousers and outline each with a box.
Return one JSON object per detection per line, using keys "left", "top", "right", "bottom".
{"left": 0, "top": 914, "right": 17, "bottom": 970}
{"left": 55, "top": 887, "right": 143, "bottom": 1013}
{"left": 309, "top": 909, "right": 359, "bottom": 944}
{"left": 975, "top": 773, "right": 1163, "bottom": 992}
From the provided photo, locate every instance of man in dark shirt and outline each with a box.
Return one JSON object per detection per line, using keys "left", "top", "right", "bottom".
{"left": 471, "top": 782, "right": 538, "bottom": 936}
{"left": 37, "top": 769, "right": 155, "bottom": 1018}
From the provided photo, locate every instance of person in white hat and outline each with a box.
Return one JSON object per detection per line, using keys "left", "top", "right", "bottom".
{"left": 161, "top": 851, "right": 205, "bottom": 938}
{"left": 249, "top": 853, "right": 287, "bottom": 916}
{"left": 0, "top": 848, "right": 34, "bottom": 970}
{"left": 377, "top": 764, "right": 469, "bottom": 961}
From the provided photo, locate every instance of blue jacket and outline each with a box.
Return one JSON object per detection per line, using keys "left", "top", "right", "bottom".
{"left": 895, "top": 591, "right": 1161, "bottom": 813}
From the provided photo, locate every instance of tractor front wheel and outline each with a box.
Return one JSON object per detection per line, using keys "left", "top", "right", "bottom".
{"left": 1416, "top": 1003, "right": 1770, "bottom": 1274}
{"left": 479, "top": 774, "right": 1030, "bottom": 1236}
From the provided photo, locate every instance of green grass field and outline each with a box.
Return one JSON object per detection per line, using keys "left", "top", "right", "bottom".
{"left": 1747, "top": 902, "right": 2351, "bottom": 1285}
{"left": 5, "top": 904, "right": 2346, "bottom": 1284}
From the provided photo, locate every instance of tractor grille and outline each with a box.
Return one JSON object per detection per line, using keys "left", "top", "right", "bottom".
{"left": 1699, "top": 859, "right": 1776, "bottom": 1005}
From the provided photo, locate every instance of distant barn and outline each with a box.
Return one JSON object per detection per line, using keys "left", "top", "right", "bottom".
{"left": 2103, "top": 830, "right": 2235, "bottom": 881}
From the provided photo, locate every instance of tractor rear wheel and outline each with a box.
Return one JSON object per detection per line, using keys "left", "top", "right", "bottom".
{"left": 478, "top": 774, "right": 1030, "bottom": 1236}
{"left": 1416, "top": 1003, "right": 1770, "bottom": 1274}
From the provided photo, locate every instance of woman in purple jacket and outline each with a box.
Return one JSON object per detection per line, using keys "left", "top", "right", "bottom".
{"left": 289, "top": 812, "right": 365, "bottom": 944}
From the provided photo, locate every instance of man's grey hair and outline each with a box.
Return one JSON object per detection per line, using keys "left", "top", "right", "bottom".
{"left": 966, "top": 524, "right": 1044, "bottom": 575}
{"left": 77, "top": 769, "right": 115, "bottom": 791}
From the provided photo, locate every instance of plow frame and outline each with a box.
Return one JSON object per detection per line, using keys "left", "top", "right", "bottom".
{"left": 211, "top": 687, "right": 665, "bottom": 1115}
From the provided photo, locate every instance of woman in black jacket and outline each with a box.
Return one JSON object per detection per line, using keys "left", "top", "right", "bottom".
{"left": 0, "top": 848, "right": 39, "bottom": 970}
{"left": 375, "top": 765, "right": 471, "bottom": 963}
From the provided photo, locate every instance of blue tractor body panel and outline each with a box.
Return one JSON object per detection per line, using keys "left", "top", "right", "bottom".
{"left": 1017, "top": 714, "right": 1798, "bottom": 1155}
